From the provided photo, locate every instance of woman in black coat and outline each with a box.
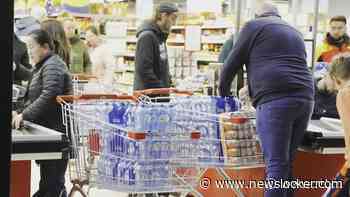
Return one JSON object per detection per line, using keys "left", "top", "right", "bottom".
{"left": 12, "top": 29, "right": 72, "bottom": 197}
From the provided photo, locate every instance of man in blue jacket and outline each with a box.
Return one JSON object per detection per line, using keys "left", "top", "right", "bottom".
{"left": 219, "top": 3, "right": 315, "bottom": 197}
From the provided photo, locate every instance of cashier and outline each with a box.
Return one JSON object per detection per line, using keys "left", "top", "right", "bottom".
{"left": 219, "top": 2, "right": 314, "bottom": 197}
{"left": 12, "top": 29, "right": 72, "bottom": 197}
{"left": 315, "top": 16, "right": 350, "bottom": 63}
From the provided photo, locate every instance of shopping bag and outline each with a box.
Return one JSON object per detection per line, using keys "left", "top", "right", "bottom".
{"left": 323, "top": 163, "right": 350, "bottom": 197}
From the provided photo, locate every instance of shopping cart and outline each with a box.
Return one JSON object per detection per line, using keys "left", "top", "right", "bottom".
{"left": 57, "top": 93, "right": 203, "bottom": 197}
{"left": 133, "top": 88, "right": 265, "bottom": 197}
{"left": 72, "top": 74, "right": 126, "bottom": 96}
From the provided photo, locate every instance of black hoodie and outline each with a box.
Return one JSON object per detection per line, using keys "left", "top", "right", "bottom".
{"left": 133, "top": 20, "right": 170, "bottom": 90}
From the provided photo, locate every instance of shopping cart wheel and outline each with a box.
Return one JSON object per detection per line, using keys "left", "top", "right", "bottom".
{"left": 68, "top": 179, "right": 89, "bottom": 197}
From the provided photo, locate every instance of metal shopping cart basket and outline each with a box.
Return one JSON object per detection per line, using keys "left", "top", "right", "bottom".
{"left": 133, "top": 88, "right": 265, "bottom": 197}
{"left": 72, "top": 74, "right": 126, "bottom": 96}
{"left": 57, "top": 93, "right": 204, "bottom": 197}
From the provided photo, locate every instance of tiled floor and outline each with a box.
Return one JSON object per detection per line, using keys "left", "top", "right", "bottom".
{"left": 30, "top": 161, "right": 130, "bottom": 197}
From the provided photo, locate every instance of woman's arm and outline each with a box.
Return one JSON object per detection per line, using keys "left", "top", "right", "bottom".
{"left": 22, "top": 64, "right": 65, "bottom": 121}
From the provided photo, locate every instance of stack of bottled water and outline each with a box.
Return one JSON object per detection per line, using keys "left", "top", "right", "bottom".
{"left": 95, "top": 95, "right": 241, "bottom": 191}
{"left": 96, "top": 100, "right": 176, "bottom": 191}
{"left": 171, "top": 96, "right": 240, "bottom": 165}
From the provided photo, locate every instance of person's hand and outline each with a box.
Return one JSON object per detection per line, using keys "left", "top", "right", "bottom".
{"left": 317, "top": 73, "right": 337, "bottom": 93}
{"left": 12, "top": 111, "right": 18, "bottom": 119}
{"left": 238, "top": 86, "right": 249, "bottom": 99}
{"left": 12, "top": 113, "right": 23, "bottom": 130}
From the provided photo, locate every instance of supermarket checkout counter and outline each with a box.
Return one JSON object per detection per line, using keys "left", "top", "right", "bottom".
{"left": 293, "top": 117, "right": 345, "bottom": 197}
{"left": 196, "top": 117, "right": 345, "bottom": 197}
{"left": 11, "top": 121, "right": 70, "bottom": 197}
{"left": 301, "top": 117, "right": 344, "bottom": 153}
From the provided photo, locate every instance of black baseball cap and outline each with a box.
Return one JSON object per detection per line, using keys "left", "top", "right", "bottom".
{"left": 158, "top": 2, "right": 178, "bottom": 13}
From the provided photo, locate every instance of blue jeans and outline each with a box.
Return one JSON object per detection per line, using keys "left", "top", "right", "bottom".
{"left": 256, "top": 97, "right": 314, "bottom": 197}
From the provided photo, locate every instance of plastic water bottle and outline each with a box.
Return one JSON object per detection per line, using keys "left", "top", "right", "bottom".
{"left": 134, "top": 162, "right": 143, "bottom": 190}
{"left": 144, "top": 161, "right": 152, "bottom": 188}
{"left": 161, "top": 141, "right": 170, "bottom": 158}
{"left": 216, "top": 97, "right": 226, "bottom": 114}
{"left": 126, "top": 162, "right": 135, "bottom": 186}
{"left": 150, "top": 141, "right": 160, "bottom": 159}
{"left": 134, "top": 104, "right": 144, "bottom": 131}
{"left": 97, "top": 156, "right": 106, "bottom": 183}
{"left": 118, "top": 160, "right": 127, "bottom": 185}
{"left": 105, "top": 157, "right": 113, "bottom": 182}
{"left": 123, "top": 104, "right": 135, "bottom": 128}
{"left": 158, "top": 105, "right": 171, "bottom": 134}
{"left": 108, "top": 103, "right": 119, "bottom": 124}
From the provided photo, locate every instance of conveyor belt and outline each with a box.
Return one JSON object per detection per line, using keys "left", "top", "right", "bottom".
{"left": 302, "top": 118, "right": 345, "bottom": 150}
{"left": 12, "top": 121, "right": 70, "bottom": 161}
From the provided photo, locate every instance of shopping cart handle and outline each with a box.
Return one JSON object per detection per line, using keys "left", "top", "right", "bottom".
{"left": 133, "top": 88, "right": 193, "bottom": 97}
{"left": 72, "top": 74, "right": 97, "bottom": 81}
{"left": 56, "top": 94, "right": 137, "bottom": 104}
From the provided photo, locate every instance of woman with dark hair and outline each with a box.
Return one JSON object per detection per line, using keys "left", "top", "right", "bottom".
{"left": 41, "top": 19, "right": 70, "bottom": 67}
{"left": 12, "top": 29, "right": 72, "bottom": 197}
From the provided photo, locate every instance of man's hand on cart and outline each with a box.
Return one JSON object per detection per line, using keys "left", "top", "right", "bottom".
{"left": 12, "top": 113, "right": 23, "bottom": 130}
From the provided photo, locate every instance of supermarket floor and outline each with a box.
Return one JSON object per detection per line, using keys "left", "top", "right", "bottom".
{"left": 30, "top": 161, "right": 130, "bottom": 197}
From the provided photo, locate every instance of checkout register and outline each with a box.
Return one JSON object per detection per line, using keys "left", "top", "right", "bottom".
{"left": 302, "top": 117, "right": 345, "bottom": 154}
{"left": 12, "top": 84, "right": 70, "bottom": 161}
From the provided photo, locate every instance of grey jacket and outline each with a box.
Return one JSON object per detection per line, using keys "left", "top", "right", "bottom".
{"left": 21, "top": 53, "right": 72, "bottom": 132}
{"left": 133, "top": 21, "right": 171, "bottom": 90}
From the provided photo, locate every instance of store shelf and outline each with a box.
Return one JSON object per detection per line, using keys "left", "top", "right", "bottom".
{"left": 201, "top": 25, "right": 232, "bottom": 29}
{"left": 167, "top": 39, "right": 185, "bottom": 44}
{"left": 126, "top": 36, "right": 137, "bottom": 43}
{"left": 125, "top": 66, "right": 135, "bottom": 72}
{"left": 116, "top": 81, "right": 133, "bottom": 86}
{"left": 123, "top": 51, "right": 135, "bottom": 57}
{"left": 171, "top": 26, "right": 185, "bottom": 30}
{"left": 127, "top": 27, "right": 137, "bottom": 31}
{"left": 201, "top": 38, "right": 226, "bottom": 44}
{"left": 195, "top": 54, "right": 219, "bottom": 62}
{"left": 170, "top": 25, "right": 231, "bottom": 30}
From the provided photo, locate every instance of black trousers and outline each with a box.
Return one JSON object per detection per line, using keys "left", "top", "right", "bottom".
{"left": 33, "top": 159, "right": 68, "bottom": 197}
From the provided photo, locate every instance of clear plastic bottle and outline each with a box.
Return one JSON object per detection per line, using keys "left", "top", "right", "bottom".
{"left": 134, "top": 104, "right": 144, "bottom": 131}
{"left": 97, "top": 155, "right": 106, "bottom": 183}
{"left": 158, "top": 105, "right": 171, "bottom": 135}
{"left": 117, "top": 160, "right": 125, "bottom": 185}
{"left": 134, "top": 161, "right": 144, "bottom": 191}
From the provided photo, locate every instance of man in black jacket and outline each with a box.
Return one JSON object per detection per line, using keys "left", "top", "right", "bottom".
{"left": 13, "top": 33, "right": 32, "bottom": 84}
{"left": 133, "top": 2, "right": 178, "bottom": 91}
{"left": 132, "top": 4, "right": 178, "bottom": 197}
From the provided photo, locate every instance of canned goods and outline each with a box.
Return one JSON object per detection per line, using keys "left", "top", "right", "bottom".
{"left": 225, "top": 130, "right": 239, "bottom": 140}
{"left": 226, "top": 140, "right": 240, "bottom": 149}
{"left": 240, "top": 148, "right": 248, "bottom": 157}
{"left": 238, "top": 130, "right": 245, "bottom": 139}
{"left": 247, "top": 147, "right": 254, "bottom": 156}
{"left": 227, "top": 148, "right": 240, "bottom": 157}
